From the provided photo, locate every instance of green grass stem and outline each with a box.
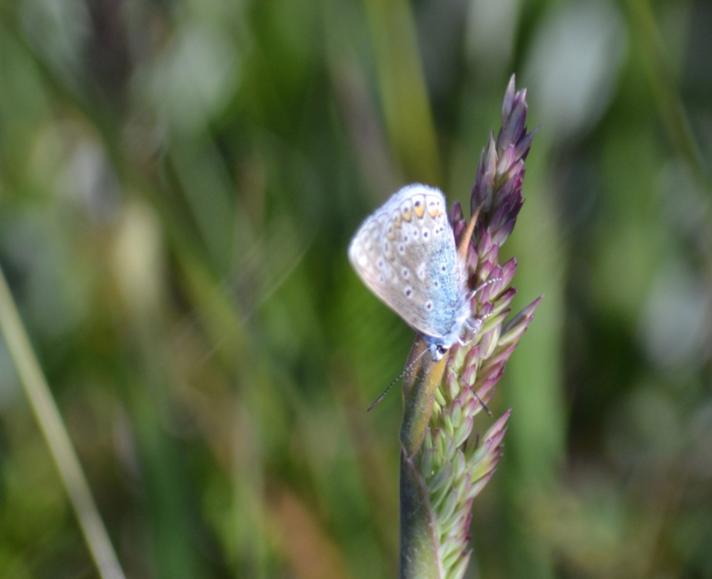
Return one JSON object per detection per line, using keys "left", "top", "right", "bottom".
{"left": 0, "top": 267, "right": 127, "bottom": 579}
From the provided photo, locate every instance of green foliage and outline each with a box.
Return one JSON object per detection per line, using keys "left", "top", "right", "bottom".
{"left": 0, "top": 0, "right": 710, "bottom": 578}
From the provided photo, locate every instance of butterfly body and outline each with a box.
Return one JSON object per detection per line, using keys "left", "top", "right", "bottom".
{"left": 348, "top": 184, "right": 472, "bottom": 360}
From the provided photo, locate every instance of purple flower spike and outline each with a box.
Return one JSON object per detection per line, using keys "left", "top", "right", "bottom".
{"left": 470, "top": 74, "right": 534, "bottom": 251}
{"left": 400, "top": 76, "right": 541, "bottom": 579}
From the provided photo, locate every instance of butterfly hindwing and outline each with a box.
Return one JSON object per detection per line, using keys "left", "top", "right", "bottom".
{"left": 348, "top": 184, "right": 468, "bottom": 340}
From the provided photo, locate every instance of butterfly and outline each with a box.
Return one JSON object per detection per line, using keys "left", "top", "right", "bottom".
{"left": 348, "top": 184, "right": 480, "bottom": 361}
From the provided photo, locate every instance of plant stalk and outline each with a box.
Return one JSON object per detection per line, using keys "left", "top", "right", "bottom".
{"left": 0, "top": 267, "right": 127, "bottom": 579}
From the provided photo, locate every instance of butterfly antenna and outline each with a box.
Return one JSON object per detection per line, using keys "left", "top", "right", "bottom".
{"left": 367, "top": 346, "right": 429, "bottom": 412}
{"left": 469, "top": 276, "right": 503, "bottom": 301}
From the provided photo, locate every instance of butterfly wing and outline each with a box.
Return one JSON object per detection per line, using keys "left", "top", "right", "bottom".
{"left": 348, "top": 184, "right": 468, "bottom": 340}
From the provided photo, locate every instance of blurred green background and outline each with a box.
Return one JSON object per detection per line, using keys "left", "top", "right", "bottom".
{"left": 0, "top": 0, "right": 710, "bottom": 578}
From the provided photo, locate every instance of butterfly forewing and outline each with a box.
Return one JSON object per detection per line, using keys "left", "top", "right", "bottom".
{"left": 348, "top": 184, "right": 467, "bottom": 340}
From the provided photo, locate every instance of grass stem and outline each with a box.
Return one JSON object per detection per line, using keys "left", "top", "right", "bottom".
{"left": 0, "top": 267, "right": 127, "bottom": 579}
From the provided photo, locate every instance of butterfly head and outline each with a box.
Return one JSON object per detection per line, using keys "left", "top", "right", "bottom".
{"left": 428, "top": 342, "right": 449, "bottom": 361}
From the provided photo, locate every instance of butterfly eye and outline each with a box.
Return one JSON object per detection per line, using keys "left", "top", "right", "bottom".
{"left": 432, "top": 344, "right": 448, "bottom": 361}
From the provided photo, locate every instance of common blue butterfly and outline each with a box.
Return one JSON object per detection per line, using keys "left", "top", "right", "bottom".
{"left": 348, "top": 184, "right": 479, "bottom": 361}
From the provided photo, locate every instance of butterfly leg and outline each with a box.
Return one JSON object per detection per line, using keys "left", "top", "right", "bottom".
{"left": 464, "top": 317, "right": 482, "bottom": 333}
{"left": 458, "top": 317, "right": 482, "bottom": 346}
